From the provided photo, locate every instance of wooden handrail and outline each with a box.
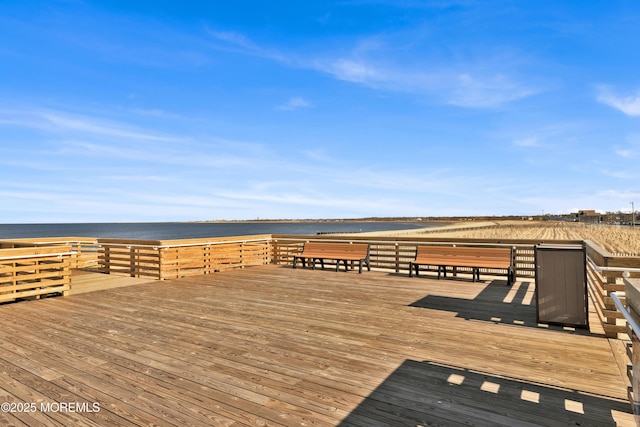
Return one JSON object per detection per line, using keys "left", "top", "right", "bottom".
{"left": 0, "top": 250, "right": 76, "bottom": 261}
{"left": 274, "top": 237, "right": 526, "bottom": 247}
{"left": 96, "top": 237, "right": 270, "bottom": 249}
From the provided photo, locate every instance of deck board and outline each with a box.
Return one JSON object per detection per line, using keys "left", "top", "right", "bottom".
{"left": 0, "top": 264, "right": 634, "bottom": 426}
{"left": 69, "top": 269, "right": 157, "bottom": 295}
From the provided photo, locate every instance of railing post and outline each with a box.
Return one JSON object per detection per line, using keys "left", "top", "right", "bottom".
{"left": 104, "top": 246, "right": 111, "bottom": 274}
{"left": 241, "top": 241, "right": 245, "bottom": 269}
{"left": 158, "top": 247, "right": 165, "bottom": 280}
{"left": 395, "top": 242, "right": 400, "bottom": 273}
{"left": 273, "top": 239, "right": 279, "bottom": 265}
{"left": 511, "top": 246, "right": 518, "bottom": 283}
{"left": 129, "top": 246, "right": 136, "bottom": 278}
{"left": 205, "top": 244, "right": 211, "bottom": 275}
{"left": 62, "top": 255, "right": 71, "bottom": 296}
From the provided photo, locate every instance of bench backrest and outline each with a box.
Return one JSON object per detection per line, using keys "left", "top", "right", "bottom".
{"left": 415, "top": 245, "right": 511, "bottom": 261}
{"left": 302, "top": 242, "right": 369, "bottom": 256}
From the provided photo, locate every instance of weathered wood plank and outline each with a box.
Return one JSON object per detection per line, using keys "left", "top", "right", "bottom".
{"left": 0, "top": 265, "right": 634, "bottom": 426}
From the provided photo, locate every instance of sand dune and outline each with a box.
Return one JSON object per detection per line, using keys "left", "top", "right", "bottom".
{"left": 363, "top": 220, "right": 640, "bottom": 256}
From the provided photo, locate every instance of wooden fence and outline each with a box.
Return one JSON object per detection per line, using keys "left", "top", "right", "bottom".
{"left": 0, "top": 237, "right": 99, "bottom": 269}
{"left": 271, "top": 234, "right": 572, "bottom": 280}
{"left": 97, "top": 235, "right": 272, "bottom": 279}
{"left": 618, "top": 278, "right": 640, "bottom": 413}
{"left": 0, "top": 245, "right": 73, "bottom": 303}
{"left": 585, "top": 239, "right": 640, "bottom": 338}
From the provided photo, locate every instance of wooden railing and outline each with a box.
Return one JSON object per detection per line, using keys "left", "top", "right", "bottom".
{"left": 611, "top": 289, "right": 640, "bottom": 414}
{"left": 0, "top": 237, "right": 100, "bottom": 269}
{"left": 585, "top": 239, "right": 640, "bottom": 338}
{"left": 0, "top": 245, "right": 73, "bottom": 303}
{"left": 96, "top": 235, "right": 272, "bottom": 279}
{"left": 271, "top": 234, "right": 579, "bottom": 280}
{"left": 85, "top": 234, "right": 559, "bottom": 281}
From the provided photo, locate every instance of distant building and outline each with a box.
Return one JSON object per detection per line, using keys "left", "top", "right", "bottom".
{"left": 573, "top": 210, "right": 603, "bottom": 224}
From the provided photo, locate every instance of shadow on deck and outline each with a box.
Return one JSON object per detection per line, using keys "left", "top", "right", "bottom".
{"left": 339, "top": 358, "right": 631, "bottom": 426}
{"left": 408, "top": 278, "right": 598, "bottom": 335}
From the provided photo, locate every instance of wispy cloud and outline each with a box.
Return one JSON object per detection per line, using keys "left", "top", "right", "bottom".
{"left": 0, "top": 108, "right": 186, "bottom": 142}
{"left": 278, "top": 97, "right": 313, "bottom": 111}
{"left": 513, "top": 135, "right": 539, "bottom": 147}
{"left": 448, "top": 73, "right": 537, "bottom": 108}
{"left": 312, "top": 56, "right": 536, "bottom": 108}
{"left": 41, "top": 112, "right": 185, "bottom": 142}
{"left": 301, "top": 149, "right": 334, "bottom": 162}
{"left": 596, "top": 189, "right": 640, "bottom": 201}
{"left": 206, "top": 28, "right": 537, "bottom": 109}
{"left": 615, "top": 147, "right": 637, "bottom": 158}
{"left": 613, "top": 133, "right": 640, "bottom": 159}
{"left": 321, "top": 58, "right": 384, "bottom": 83}
{"left": 211, "top": 188, "right": 411, "bottom": 215}
{"left": 205, "top": 28, "right": 290, "bottom": 63}
{"left": 503, "top": 122, "right": 580, "bottom": 151}
{"left": 600, "top": 169, "right": 635, "bottom": 179}
{"left": 596, "top": 85, "right": 640, "bottom": 116}
{"left": 0, "top": 107, "right": 270, "bottom": 172}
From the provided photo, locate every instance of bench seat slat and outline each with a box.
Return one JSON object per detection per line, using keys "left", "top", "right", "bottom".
{"left": 414, "top": 257, "right": 511, "bottom": 269}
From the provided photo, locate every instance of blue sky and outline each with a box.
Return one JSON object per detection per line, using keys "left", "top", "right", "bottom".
{"left": 1, "top": 1, "right": 639, "bottom": 222}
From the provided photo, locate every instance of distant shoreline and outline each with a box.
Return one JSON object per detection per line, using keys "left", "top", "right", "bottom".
{"left": 193, "top": 218, "right": 455, "bottom": 225}
{"left": 1, "top": 219, "right": 446, "bottom": 226}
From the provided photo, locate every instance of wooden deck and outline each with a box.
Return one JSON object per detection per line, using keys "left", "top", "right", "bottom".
{"left": 0, "top": 265, "right": 634, "bottom": 426}
{"left": 69, "top": 269, "right": 158, "bottom": 295}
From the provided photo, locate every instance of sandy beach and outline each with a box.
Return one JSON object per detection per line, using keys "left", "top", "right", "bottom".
{"left": 360, "top": 220, "right": 640, "bottom": 256}
{"left": 357, "top": 220, "right": 501, "bottom": 237}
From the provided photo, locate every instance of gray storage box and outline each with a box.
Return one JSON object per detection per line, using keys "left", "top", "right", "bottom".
{"left": 535, "top": 243, "right": 588, "bottom": 328}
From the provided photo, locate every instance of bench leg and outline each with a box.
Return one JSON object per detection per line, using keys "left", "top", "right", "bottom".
{"left": 312, "top": 258, "right": 324, "bottom": 270}
{"left": 293, "top": 256, "right": 298, "bottom": 268}
{"left": 358, "top": 260, "right": 362, "bottom": 274}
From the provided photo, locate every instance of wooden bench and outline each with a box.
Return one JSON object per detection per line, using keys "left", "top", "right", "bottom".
{"left": 409, "top": 245, "right": 514, "bottom": 285}
{"left": 293, "top": 242, "right": 370, "bottom": 273}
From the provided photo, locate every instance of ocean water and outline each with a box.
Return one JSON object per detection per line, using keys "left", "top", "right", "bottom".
{"left": 0, "top": 221, "right": 439, "bottom": 240}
